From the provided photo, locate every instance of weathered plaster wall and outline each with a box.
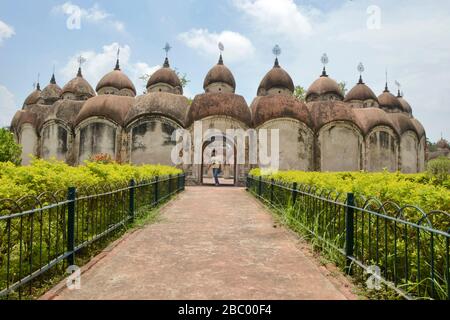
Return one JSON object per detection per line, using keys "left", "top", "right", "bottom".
{"left": 366, "top": 128, "right": 398, "bottom": 172}
{"left": 400, "top": 131, "right": 419, "bottom": 173}
{"left": 19, "top": 124, "right": 38, "bottom": 165}
{"left": 128, "top": 117, "right": 179, "bottom": 166}
{"left": 258, "top": 118, "right": 314, "bottom": 171}
{"left": 318, "top": 122, "right": 363, "bottom": 172}
{"left": 41, "top": 122, "right": 69, "bottom": 161}
{"left": 77, "top": 120, "right": 118, "bottom": 163}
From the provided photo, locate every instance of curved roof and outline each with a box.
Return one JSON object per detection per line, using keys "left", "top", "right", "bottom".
{"left": 257, "top": 58, "right": 294, "bottom": 95}
{"left": 203, "top": 55, "right": 236, "bottom": 92}
{"left": 75, "top": 95, "right": 134, "bottom": 127}
{"left": 146, "top": 58, "right": 182, "bottom": 93}
{"left": 61, "top": 68, "right": 96, "bottom": 98}
{"left": 397, "top": 94, "right": 413, "bottom": 116}
{"left": 306, "top": 69, "right": 343, "bottom": 101}
{"left": 378, "top": 86, "right": 403, "bottom": 112}
{"left": 187, "top": 92, "right": 251, "bottom": 127}
{"left": 126, "top": 92, "right": 189, "bottom": 126}
{"left": 251, "top": 94, "right": 311, "bottom": 128}
{"left": 306, "top": 100, "right": 361, "bottom": 133}
{"left": 389, "top": 113, "right": 422, "bottom": 138}
{"left": 23, "top": 87, "right": 42, "bottom": 108}
{"left": 15, "top": 104, "right": 51, "bottom": 131}
{"left": 344, "top": 77, "right": 378, "bottom": 102}
{"left": 96, "top": 68, "right": 136, "bottom": 96}
{"left": 352, "top": 107, "right": 399, "bottom": 136}
{"left": 45, "top": 99, "right": 85, "bottom": 127}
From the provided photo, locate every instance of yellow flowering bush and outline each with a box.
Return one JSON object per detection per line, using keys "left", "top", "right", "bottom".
{"left": 250, "top": 169, "right": 450, "bottom": 213}
{"left": 0, "top": 158, "right": 182, "bottom": 200}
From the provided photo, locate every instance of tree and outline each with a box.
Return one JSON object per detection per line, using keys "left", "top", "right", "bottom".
{"left": 338, "top": 81, "right": 348, "bottom": 96}
{"left": 0, "top": 128, "right": 22, "bottom": 165}
{"left": 293, "top": 85, "right": 306, "bottom": 101}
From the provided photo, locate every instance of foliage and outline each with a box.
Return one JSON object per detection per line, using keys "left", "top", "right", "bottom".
{"left": 0, "top": 129, "right": 21, "bottom": 165}
{"left": 293, "top": 85, "right": 306, "bottom": 101}
{"left": 139, "top": 68, "right": 190, "bottom": 94}
{"left": 0, "top": 158, "right": 182, "bottom": 201}
{"left": 250, "top": 169, "right": 450, "bottom": 214}
{"left": 427, "top": 156, "right": 450, "bottom": 185}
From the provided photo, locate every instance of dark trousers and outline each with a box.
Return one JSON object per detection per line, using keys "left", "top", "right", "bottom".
{"left": 213, "top": 168, "right": 220, "bottom": 185}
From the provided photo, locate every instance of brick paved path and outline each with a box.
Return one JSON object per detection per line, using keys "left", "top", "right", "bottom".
{"left": 44, "top": 187, "right": 354, "bottom": 300}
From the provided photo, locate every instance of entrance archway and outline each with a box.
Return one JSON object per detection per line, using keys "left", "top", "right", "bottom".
{"left": 201, "top": 135, "right": 237, "bottom": 186}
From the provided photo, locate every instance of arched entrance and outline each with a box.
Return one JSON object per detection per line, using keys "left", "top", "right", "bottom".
{"left": 201, "top": 135, "right": 237, "bottom": 186}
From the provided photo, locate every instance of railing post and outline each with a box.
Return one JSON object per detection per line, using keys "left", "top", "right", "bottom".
{"left": 345, "top": 192, "right": 355, "bottom": 274}
{"left": 183, "top": 174, "right": 186, "bottom": 191}
{"left": 292, "top": 182, "right": 298, "bottom": 206}
{"left": 270, "top": 179, "right": 275, "bottom": 203}
{"left": 258, "top": 176, "right": 262, "bottom": 197}
{"left": 129, "top": 179, "right": 135, "bottom": 223}
{"left": 67, "top": 187, "right": 76, "bottom": 266}
{"left": 168, "top": 174, "right": 172, "bottom": 195}
{"left": 154, "top": 176, "right": 159, "bottom": 206}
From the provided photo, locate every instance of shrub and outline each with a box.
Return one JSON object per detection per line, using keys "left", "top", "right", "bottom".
{"left": 0, "top": 128, "right": 21, "bottom": 165}
{"left": 427, "top": 156, "right": 450, "bottom": 185}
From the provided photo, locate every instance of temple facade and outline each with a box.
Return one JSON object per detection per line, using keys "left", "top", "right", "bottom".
{"left": 10, "top": 52, "right": 426, "bottom": 186}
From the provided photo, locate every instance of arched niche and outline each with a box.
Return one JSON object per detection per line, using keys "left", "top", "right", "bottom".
{"left": 257, "top": 118, "right": 314, "bottom": 171}
{"left": 187, "top": 115, "right": 251, "bottom": 186}
{"left": 400, "top": 131, "right": 419, "bottom": 173}
{"left": 127, "top": 115, "right": 182, "bottom": 166}
{"left": 318, "top": 121, "right": 364, "bottom": 172}
{"left": 40, "top": 120, "right": 71, "bottom": 161}
{"left": 19, "top": 124, "right": 38, "bottom": 165}
{"left": 75, "top": 118, "right": 120, "bottom": 163}
{"left": 366, "top": 126, "right": 399, "bottom": 172}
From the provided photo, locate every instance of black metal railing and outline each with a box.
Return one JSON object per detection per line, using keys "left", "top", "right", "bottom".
{"left": 247, "top": 175, "right": 450, "bottom": 300}
{"left": 0, "top": 173, "right": 185, "bottom": 299}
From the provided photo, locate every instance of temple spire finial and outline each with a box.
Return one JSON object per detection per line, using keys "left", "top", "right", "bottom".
{"left": 77, "top": 56, "right": 86, "bottom": 77}
{"left": 50, "top": 65, "right": 56, "bottom": 84}
{"left": 218, "top": 42, "right": 224, "bottom": 65}
{"left": 384, "top": 68, "right": 389, "bottom": 92}
{"left": 163, "top": 43, "right": 172, "bottom": 68}
{"left": 272, "top": 45, "right": 281, "bottom": 68}
{"left": 36, "top": 73, "right": 41, "bottom": 91}
{"left": 115, "top": 47, "right": 121, "bottom": 70}
{"left": 357, "top": 62, "right": 365, "bottom": 84}
{"left": 321, "top": 53, "right": 329, "bottom": 77}
{"left": 395, "top": 80, "right": 401, "bottom": 97}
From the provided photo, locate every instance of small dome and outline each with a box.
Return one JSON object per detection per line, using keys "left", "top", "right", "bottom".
{"left": 146, "top": 58, "right": 183, "bottom": 94}
{"left": 352, "top": 107, "right": 398, "bottom": 136}
{"left": 389, "top": 113, "right": 421, "bottom": 137}
{"left": 75, "top": 95, "right": 134, "bottom": 127}
{"left": 436, "top": 138, "right": 450, "bottom": 150}
{"left": 251, "top": 94, "right": 311, "bottom": 128}
{"left": 257, "top": 58, "right": 294, "bottom": 96}
{"left": 344, "top": 77, "right": 378, "bottom": 102}
{"left": 397, "top": 92, "right": 412, "bottom": 116}
{"left": 23, "top": 84, "right": 42, "bottom": 108}
{"left": 41, "top": 74, "right": 62, "bottom": 104}
{"left": 306, "top": 100, "right": 359, "bottom": 133}
{"left": 96, "top": 60, "right": 136, "bottom": 96}
{"left": 203, "top": 55, "right": 236, "bottom": 93}
{"left": 378, "top": 85, "right": 403, "bottom": 113}
{"left": 306, "top": 68, "right": 343, "bottom": 102}
{"left": 187, "top": 92, "right": 251, "bottom": 127}
{"left": 61, "top": 68, "right": 96, "bottom": 100}
{"left": 126, "top": 92, "right": 189, "bottom": 127}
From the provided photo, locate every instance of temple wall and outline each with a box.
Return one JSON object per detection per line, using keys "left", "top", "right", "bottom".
{"left": 366, "top": 127, "right": 398, "bottom": 172}
{"left": 40, "top": 122, "right": 70, "bottom": 161}
{"left": 19, "top": 124, "right": 38, "bottom": 165}
{"left": 400, "top": 131, "right": 419, "bottom": 173}
{"left": 318, "top": 122, "right": 363, "bottom": 172}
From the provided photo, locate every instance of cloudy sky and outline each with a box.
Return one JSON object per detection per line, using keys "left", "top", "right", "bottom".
{"left": 0, "top": 0, "right": 449, "bottom": 141}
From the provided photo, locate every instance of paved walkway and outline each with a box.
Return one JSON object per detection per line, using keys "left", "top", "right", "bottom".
{"left": 45, "top": 187, "right": 354, "bottom": 300}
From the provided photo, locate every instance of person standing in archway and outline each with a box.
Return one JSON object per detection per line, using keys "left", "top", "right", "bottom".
{"left": 208, "top": 149, "right": 222, "bottom": 186}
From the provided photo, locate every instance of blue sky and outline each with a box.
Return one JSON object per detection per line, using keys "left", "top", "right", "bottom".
{"left": 0, "top": 0, "right": 449, "bottom": 141}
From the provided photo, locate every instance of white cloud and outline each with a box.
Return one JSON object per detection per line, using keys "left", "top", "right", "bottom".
{"left": 52, "top": 2, "right": 125, "bottom": 32}
{"left": 178, "top": 29, "right": 255, "bottom": 63}
{"left": 60, "top": 43, "right": 159, "bottom": 94}
{"left": 0, "top": 85, "right": 17, "bottom": 128}
{"left": 232, "top": 0, "right": 313, "bottom": 39}
{"left": 0, "top": 20, "right": 15, "bottom": 45}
